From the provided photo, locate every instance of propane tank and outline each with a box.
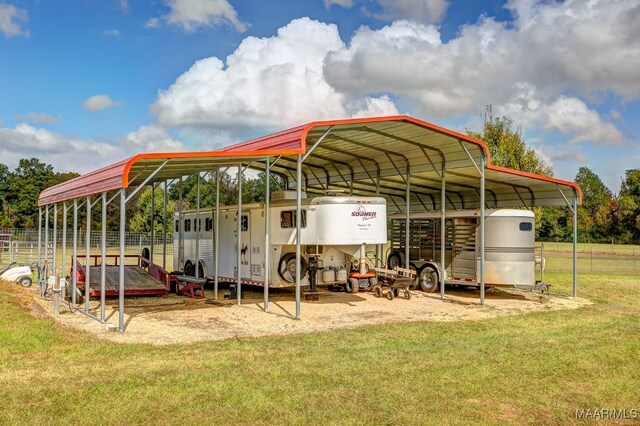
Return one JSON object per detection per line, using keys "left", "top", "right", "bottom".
{"left": 322, "top": 268, "right": 336, "bottom": 283}
{"left": 336, "top": 268, "right": 348, "bottom": 282}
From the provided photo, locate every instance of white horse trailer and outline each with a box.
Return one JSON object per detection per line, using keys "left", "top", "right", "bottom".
{"left": 174, "top": 192, "right": 387, "bottom": 291}
{"left": 387, "top": 209, "right": 543, "bottom": 292}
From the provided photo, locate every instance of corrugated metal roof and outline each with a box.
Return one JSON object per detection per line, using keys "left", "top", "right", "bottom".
{"left": 38, "top": 115, "right": 581, "bottom": 209}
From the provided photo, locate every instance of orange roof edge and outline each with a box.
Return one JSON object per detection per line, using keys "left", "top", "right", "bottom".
{"left": 488, "top": 164, "right": 583, "bottom": 204}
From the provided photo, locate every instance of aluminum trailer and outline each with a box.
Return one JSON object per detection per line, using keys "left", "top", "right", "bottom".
{"left": 388, "top": 209, "right": 543, "bottom": 292}
{"left": 174, "top": 191, "right": 387, "bottom": 291}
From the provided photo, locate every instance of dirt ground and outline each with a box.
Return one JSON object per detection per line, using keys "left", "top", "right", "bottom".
{"left": 31, "top": 284, "right": 592, "bottom": 345}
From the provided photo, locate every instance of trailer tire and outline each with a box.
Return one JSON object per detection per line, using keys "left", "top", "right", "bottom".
{"left": 277, "top": 253, "right": 307, "bottom": 283}
{"left": 386, "top": 289, "right": 394, "bottom": 300}
{"left": 418, "top": 266, "right": 439, "bottom": 293}
{"left": 19, "top": 276, "right": 32, "bottom": 288}
{"left": 346, "top": 278, "right": 359, "bottom": 294}
{"left": 386, "top": 251, "right": 404, "bottom": 270}
{"left": 184, "top": 260, "right": 195, "bottom": 277}
{"left": 141, "top": 247, "right": 150, "bottom": 268}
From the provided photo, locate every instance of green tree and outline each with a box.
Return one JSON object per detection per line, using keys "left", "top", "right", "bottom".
{"left": 574, "top": 167, "right": 614, "bottom": 241}
{"left": 129, "top": 187, "right": 174, "bottom": 233}
{"left": 618, "top": 169, "right": 640, "bottom": 241}
{"left": 466, "top": 105, "right": 560, "bottom": 240}
{"left": 466, "top": 105, "right": 552, "bottom": 176}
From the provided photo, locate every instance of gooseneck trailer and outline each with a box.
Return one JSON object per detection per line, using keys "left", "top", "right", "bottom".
{"left": 175, "top": 192, "right": 387, "bottom": 291}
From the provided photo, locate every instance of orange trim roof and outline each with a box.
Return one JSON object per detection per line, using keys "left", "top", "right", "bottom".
{"left": 38, "top": 115, "right": 581, "bottom": 206}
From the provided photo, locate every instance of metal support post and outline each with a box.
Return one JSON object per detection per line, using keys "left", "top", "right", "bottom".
{"left": 480, "top": 155, "right": 486, "bottom": 305}
{"left": 37, "top": 206, "right": 42, "bottom": 273}
{"left": 150, "top": 184, "right": 154, "bottom": 263}
{"left": 72, "top": 199, "right": 78, "bottom": 306}
{"left": 237, "top": 165, "right": 243, "bottom": 305}
{"left": 61, "top": 202, "right": 67, "bottom": 301}
{"left": 440, "top": 166, "right": 446, "bottom": 299}
{"left": 178, "top": 177, "right": 183, "bottom": 270}
{"left": 162, "top": 180, "right": 167, "bottom": 270}
{"left": 264, "top": 157, "right": 270, "bottom": 312}
{"left": 118, "top": 188, "right": 126, "bottom": 332}
{"left": 295, "top": 155, "right": 302, "bottom": 319}
{"left": 85, "top": 196, "right": 91, "bottom": 313}
{"left": 214, "top": 168, "right": 220, "bottom": 300}
{"left": 572, "top": 191, "right": 578, "bottom": 297}
{"left": 405, "top": 166, "right": 410, "bottom": 270}
{"left": 53, "top": 203, "right": 57, "bottom": 279}
{"left": 100, "top": 192, "right": 107, "bottom": 321}
{"left": 195, "top": 174, "right": 200, "bottom": 278}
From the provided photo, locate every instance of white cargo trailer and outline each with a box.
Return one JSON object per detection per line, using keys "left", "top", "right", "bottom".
{"left": 387, "top": 209, "right": 543, "bottom": 292}
{"left": 174, "top": 192, "right": 387, "bottom": 291}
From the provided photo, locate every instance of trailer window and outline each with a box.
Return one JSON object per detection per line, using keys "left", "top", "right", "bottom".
{"left": 184, "top": 219, "right": 191, "bottom": 232}
{"left": 280, "top": 210, "right": 307, "bottom": 228}
{"left": 194, "top": 218, "right": 201, "bottom": 232}
{"left": 519, "top": 222, "right": 533, "bottom": 231}
{"left": 175, "top": 220, "right": 179, "bottom": 232}
{"left": 205, "top": 218, "right": 213, "bottom": 232}
{"left": 241, "top": 215, "right": 249, "bottom": 232}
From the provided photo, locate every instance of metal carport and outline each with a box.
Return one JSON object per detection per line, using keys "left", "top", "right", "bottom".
{"left": 38, "top": 115, "right": 582, "bottom": 332}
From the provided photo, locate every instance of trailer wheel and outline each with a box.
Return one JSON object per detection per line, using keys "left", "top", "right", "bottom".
{"left": 19, "top": 276, "right": 32, "bottom": 288}
{"left": 418, "top": 266, "right": 439, "bottom": 293}
{"left": 184, "top": 261, "right": 195, "bottom": 277}
{"left": 141, "top": 247, "right": 150, "bottom": 268}
{"left": 277, "top": 253, "right": 307, "bottom": 283}
{"left": 386, "top": 290, "right": 394, "bottom": 300}
{"left": 346, "top": 278, "right": 359, "bottom": 294}
{"left": 386, "top": 251, "right": 404, "bottom": 270}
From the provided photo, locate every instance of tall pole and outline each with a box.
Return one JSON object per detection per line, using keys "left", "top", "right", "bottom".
{"left": 264, "top": 157, "right": 270, "bottom": 312}
{"left": 214, "top": 168, "right": 220, "bottom": 300}
{"left": 295, "top": 155, "right": 302, "bottom": 319}
{"left": 118, "top": 188, "right": 126, "bottom": 332}
{"left": 53, "top": 203, "right": 57, "bottom": 279}
{"left": 61, "top": 202, "right": 67, "bottom": 301}
{"left": 440, "top": 165, "right": 446, "bottom": 299}
{"left": 37, "top": 206, "right": 42, "bottom": 275}
{"left": 162, "top": 180, "right": 167, "bottom": 270}
{"left": 85, "top": 196, "right": 91, "bottom": 313}
{"left": 178, "top": 177, "right": 183, "bottom": 270}
{"left": 72, "top": 199, "right": 78, "bottom": 306}
{"left": 100, "top": 192, "right": 107, "bottom": 321}
{"left": 150, "top": 184, "right": 155, "bottom": 263}
{"left": 480, "top": 155, "right": 486, "bottom": 305}
{"left": 405, "top": 165, "right": 410, "bottom": 270}
{"left": 572, "top": 191, "right": 578, "bottom": 297}
{"left": 237, "top": 164, "right": 243, "bottom": 305}
{"left": 44, "top": 205, "right": 49, "bottom": 298}
{"left": 195, "top": 174, "right": 200, "bottom": 278}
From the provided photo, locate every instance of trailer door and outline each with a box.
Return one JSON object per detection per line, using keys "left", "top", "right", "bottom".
{"left": 249, "top": 209, "right": 266, "bottom": 283}
{"left": 239, "top": 213, "right": 251, "bottom": 279}
{"left": 451, "top": 218, "right": 476, "bottom": 281}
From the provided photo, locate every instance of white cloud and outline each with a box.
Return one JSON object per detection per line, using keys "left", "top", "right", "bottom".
{"left": 323, "top": 0, "right": 638, "bottom": 145}
{"left": 0, "top": 2, "right": 29, "bottom": 38}
{"left": 123, "top": 125, "right": 187, "bottom": 153}
{"left": 144, "top": 18, "right": 160, "bottom": 29}
{"left": 83, "top": 94, "right": 119, "bottom": 111}
{"left": 370, "top": 0, "right": 449, "bottom": 24}
{"left": 0, "top": 124, "right": 121, "bottom": 174}
{"left": 118, "top": 0, "right": 128, "bottom": 12}
{"left": 152, "top": 0, "right": 248, "bottom": 33}
{"left": 152, "top": 18, "right": 398, "bottom": 131}
{"left": 324, "top": 0, "right": 354, "bottom": 8}
{"left": 16, "top": 112, "right": 61, "bottom": 124}
{"left": 103, "top": 29, "right": 121, "bottom": 38}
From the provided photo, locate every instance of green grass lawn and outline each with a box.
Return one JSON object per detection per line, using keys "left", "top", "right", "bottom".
{"left": 1, "top": 272, "right": 639, "bottom": 425}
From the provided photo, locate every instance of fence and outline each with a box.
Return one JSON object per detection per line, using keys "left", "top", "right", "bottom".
{"left": 541, "top": 242, "right": 640, "bottom": 275}
{"left": 0, "top": 228, "right": 174, "bottom": 269}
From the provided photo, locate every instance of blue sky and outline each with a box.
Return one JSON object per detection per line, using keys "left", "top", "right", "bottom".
{"left": 0, "top": 0, "right": 638, "bottom": 192}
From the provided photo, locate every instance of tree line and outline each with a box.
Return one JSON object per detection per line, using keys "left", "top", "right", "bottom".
{"left": 1, "top": 108, "right": 639, "bottom": 243}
